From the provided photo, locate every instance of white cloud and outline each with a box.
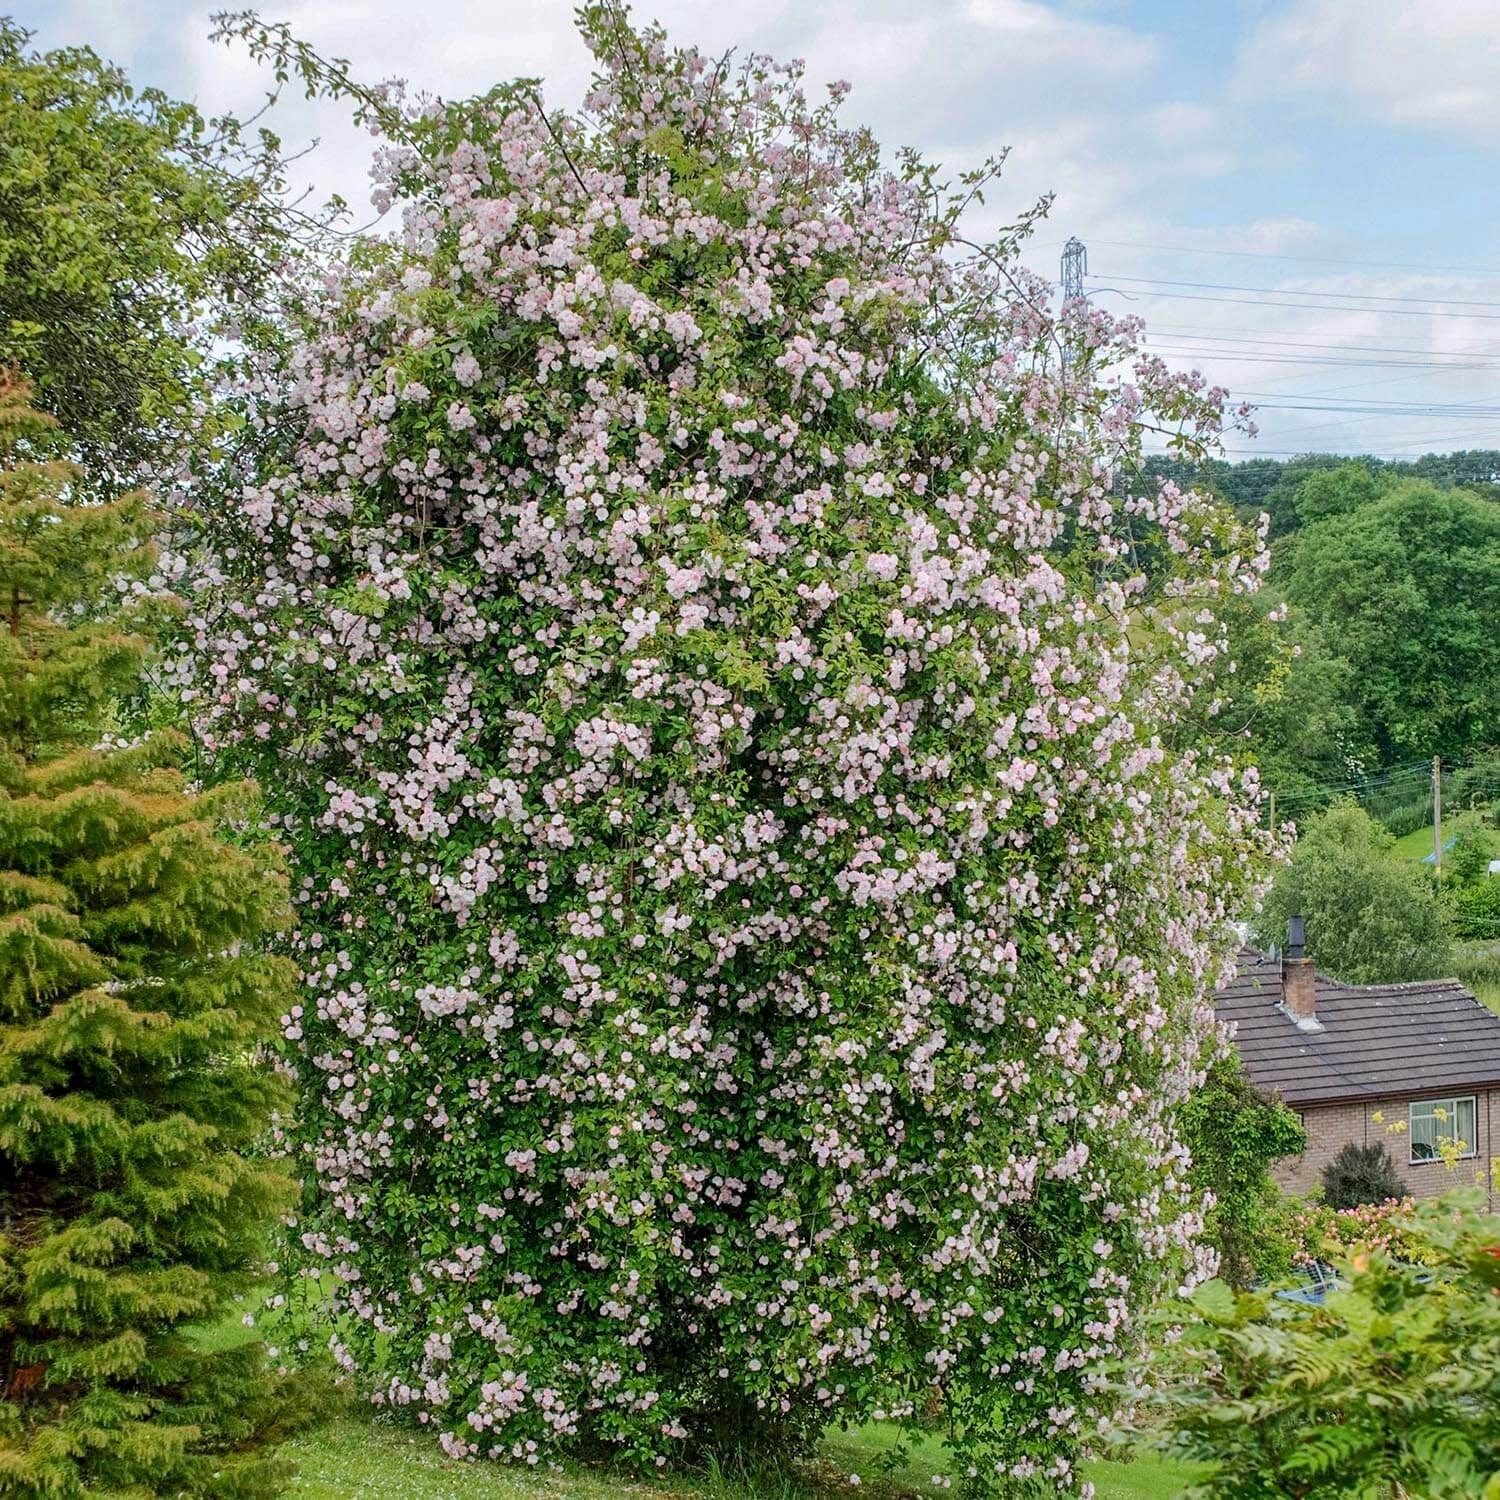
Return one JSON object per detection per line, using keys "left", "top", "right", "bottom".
{"left": 1146, "top": 102, "right": 1215, "bottom": 147}
{"left": 152, "top": 0, "right": 1181, "bottom": 232}
{"left": 962, "top": 0, "right": 1154, "bottom": 67}
{"left": 23, "top": 0, "right": 1491, "bottom": 458}
{"left": 1240, "top": 0, "right": 1500, "bottom": 143}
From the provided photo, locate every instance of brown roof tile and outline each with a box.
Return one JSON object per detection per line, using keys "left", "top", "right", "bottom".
{"left": 1216, "top": 949, "right": 1500, "bottom": 1106}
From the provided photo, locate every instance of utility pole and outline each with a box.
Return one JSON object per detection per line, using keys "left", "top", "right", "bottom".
{"left": 1432, "top": 756, "right": 1443, "bottom": 876}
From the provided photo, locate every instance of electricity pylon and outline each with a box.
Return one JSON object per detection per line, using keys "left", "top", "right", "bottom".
{"left": 1061, "top": 236, "right": 1087, "bottom": 302}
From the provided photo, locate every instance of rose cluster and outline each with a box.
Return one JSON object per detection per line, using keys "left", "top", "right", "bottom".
{"left": 185, "top": 12, "right": 1271, "bottom": 1493}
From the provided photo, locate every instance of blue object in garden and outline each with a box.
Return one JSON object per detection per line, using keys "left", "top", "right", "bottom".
{"left": 1421, "top": 835, "right": 1457, "bottom": 865}
{"left": 1274, "top": 1260, "right": 1342, "bottom": 1305}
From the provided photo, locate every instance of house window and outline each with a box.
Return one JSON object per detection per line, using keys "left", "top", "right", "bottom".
{"left": 1407, "top": 1096, "right": 1477, "bottom": 1163}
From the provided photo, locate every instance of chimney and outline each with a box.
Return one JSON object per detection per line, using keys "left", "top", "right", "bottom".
{"left": 1283, "top": 915, "right": 1319, "bottom": 1026}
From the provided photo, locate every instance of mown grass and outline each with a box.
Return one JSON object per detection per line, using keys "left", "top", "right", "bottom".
{"left": 1388, "top": 822, "right": 1440, "bottom": 862}
{"left": 204, "top": 1303, "right": 1197, "bottom": 1497}
{"left": 266, "top": 1411, "right": 1197, "bottom": 1500}
{"left": 205, "top": 1282, "right": 1201, "bottom": 1498}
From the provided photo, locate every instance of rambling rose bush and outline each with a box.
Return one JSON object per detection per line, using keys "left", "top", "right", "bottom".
{"left": 185, "top": 9, "right": 1272, "bottom": 1492}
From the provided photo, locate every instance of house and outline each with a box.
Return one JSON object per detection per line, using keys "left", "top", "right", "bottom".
{"left": 1217, "top": 929, "right": 1500, "bottom": 1203}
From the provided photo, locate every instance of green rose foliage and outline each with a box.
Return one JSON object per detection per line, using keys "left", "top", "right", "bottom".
{"left": 1178, "top": 1057, "right": 1305, "bottom": 1288}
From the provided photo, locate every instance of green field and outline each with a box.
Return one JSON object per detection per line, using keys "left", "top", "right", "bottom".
{"left": 1389, "top": 823, "right": 1441, "bottom": 862}
{"left": 274, "top": 1413, "right": 1197, "bottom": 1500}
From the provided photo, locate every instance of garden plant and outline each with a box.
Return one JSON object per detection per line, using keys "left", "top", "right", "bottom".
{"left": 1145, "top": 1193, "right": 1500, "bottom": 1499}
{"left": 187, "top": 8, "right": 1274, "bottom": 1493}
{"left": 0, "top": 374, "right": 313, "bottom": 1496}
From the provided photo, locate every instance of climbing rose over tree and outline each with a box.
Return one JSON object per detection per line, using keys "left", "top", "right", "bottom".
{"left": 189, "top": 9, "right": 1271, "bottom": 1492}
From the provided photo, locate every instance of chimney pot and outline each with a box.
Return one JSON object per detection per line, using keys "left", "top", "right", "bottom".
{"left": 1287, "top": 914, "right": 1305, "bottom": 960}
{"left": 1283, "top": 916, "right": 1317, "bottom": 1022}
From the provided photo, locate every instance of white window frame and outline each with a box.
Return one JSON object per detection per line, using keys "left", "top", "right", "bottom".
{"left": 1407, "top": 1095, "right": 1478, "bottom": 1164}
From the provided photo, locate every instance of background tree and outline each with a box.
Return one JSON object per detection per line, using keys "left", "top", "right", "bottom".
{"left": 1283, "top": 478, "right": 1500, "bottom": 765}
{"left": 0, "top": 21, "right": 305, "bottom": 485}
{"left": 1256, "top": 800, "right": 1453, "bottom": 983}
{"left": 1200, "top": 599, "right": 1374, "bottom": 811}
{"left": 189, "top": 9, "right": 1273, "bottom": 1492}
{"left": 0, "top": 372, "right": 313, "bottom": 1497}
{"left": 1402, "top": 448, "right": 1500, "bottom": 499}
{"left": 1286, "top": 461, "right": 1381, "bottom": 529}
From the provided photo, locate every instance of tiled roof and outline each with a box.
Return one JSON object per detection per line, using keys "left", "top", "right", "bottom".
{"left": 1217, "top": 949, "right": 1500, "bottom": 1106}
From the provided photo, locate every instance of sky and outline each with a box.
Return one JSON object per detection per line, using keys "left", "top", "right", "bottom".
{"left": 18, "top": 0, "right": 1500, "bottom": 460}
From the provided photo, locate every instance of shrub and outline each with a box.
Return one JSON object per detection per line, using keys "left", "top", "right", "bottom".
{"left": 187, "top": 10, "right": 1272, "bottom": 1492}
{"left": 1446, "top": 818, "right": 1496, "bottom": 885}
{"left": 1143, "top": 1195, "right": 1500, "bottom": 1499}
{"left": 1454, "top": 942, "right": 1500, "bottom": 1012}
{"left": 0, "top": 376, "right": 313, "bottom": 1494}
{"left": 1282, "top": 1195, "right": 1442, "bottom": 1269}
{"left": 1452, "top": 880, "right": 1500, "bottom": 942}
{"left": 1178, "top": 1059, "right": 1305, "bottom": 1287}
{"left": 1320, "top": 1141, "right": 1407, "bottom": 1210}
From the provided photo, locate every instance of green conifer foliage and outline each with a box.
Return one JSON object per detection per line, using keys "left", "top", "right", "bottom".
{"left": 0, "top": 371, "right": 304, "bottom": 1497}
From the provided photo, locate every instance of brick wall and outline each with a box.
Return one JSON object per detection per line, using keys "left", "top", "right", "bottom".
{"left": 1273, "top": 1086, "right": 1498, "bottom": 1206}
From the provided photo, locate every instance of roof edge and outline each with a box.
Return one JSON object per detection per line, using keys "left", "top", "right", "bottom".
{"left": 1269, "top": 1076, "right": 1500, "bottom": 1109}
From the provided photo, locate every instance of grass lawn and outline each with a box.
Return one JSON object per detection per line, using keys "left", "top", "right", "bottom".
{"left": 207, "top": 1302, "right": 1199, "bottom": 1497}
{"left": 274, "top": 1413, "right": 1199, "bottom": 1499}
{"left": 1389, "top": 822, "right": 1441, "bottom": 862}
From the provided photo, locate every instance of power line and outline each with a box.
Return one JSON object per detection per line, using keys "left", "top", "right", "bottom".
{"left": 1149, "top": 323, "right": 1500, "bottom": 353}
{"left": 1275, "top": 784, "right": 1427, "bottom": 813}
{"left": 1098, "top": 273, "right": 1500, "bottom": 311}
{"left": 1083, "top": 240, "right": 1500, "bottom": 454}
{"left": 1090, "top": 285, "right": 1500, "bottom": 321}
{"left": 1146, "top": 330, "right": 1500, "bottom": 360}
{"left": 1293, "top": 763, "right": 1433, "bottom": 792}
{"left": 1235, "top": 394, "right": 1500, "bottom": 414}
{"left": 1226, "top": 410, "right": 1500, "bottom": 444}
{"left": 1219, "top": 430, "right": 1500, "bottom": 455}
{"left": 1271, "top": 759, "right": 1448, "bottom": 810}
{"left": 1081, "top": 237, "right": 1500, "bottom": 279}
{"left": 1146, "top": 347, "right": 1500, "bottom": 371}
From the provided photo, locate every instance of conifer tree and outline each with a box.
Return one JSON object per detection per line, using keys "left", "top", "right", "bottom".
{"left": 0, "top": 369, "right": 305, "bottom": 1497}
